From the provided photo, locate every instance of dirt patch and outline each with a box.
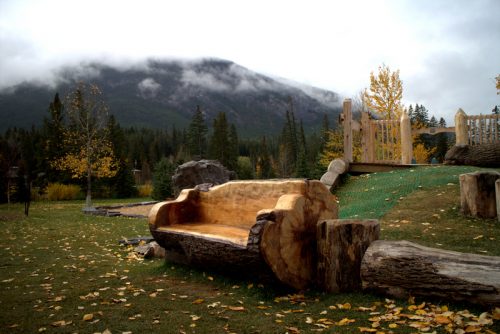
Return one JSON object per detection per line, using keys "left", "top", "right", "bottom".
{"left": 117, "top": 204, "right": 155, "bottom": 217}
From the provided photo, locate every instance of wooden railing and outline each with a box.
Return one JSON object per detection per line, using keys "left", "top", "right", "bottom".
{"left": 342, "top": 100, "right": 498, "bottom": 165}
{"left": 455, "top": 109, "right": 500, "bottom": 146}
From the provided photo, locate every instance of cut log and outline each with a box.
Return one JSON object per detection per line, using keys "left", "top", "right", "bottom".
{"left": 320, "top": 171, "right": 340, "bottom": 188}
{"left": 444, "top": 143, "right": 500, "bottom": 167}
{"left": 316, "top": 219, "right": 379, "bottom": 292}
{"left": 459, "top": 171, "right": 500, "bottom": 218}
{"left": 328, "top": 158, "right": 349, "bottom": 175}
{"left": 361, "top": 240, "right": 500, "bottom": 306}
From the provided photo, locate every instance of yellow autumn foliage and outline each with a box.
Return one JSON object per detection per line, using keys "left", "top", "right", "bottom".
{"left": 52, "top": 141, "right": 117, "bottom": 179}
{"left": 413, "top": 143, "right": 436, "bottom": 164}
{"left": 363, "top": 64, "right": 403, "bottom": 120}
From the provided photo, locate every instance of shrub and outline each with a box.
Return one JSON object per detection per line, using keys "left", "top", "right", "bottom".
{"left": 46, "top": 183, "right": 82, "bottom": 201}
{"left": 137, "top": 183, "right": 152, "bottom": 198}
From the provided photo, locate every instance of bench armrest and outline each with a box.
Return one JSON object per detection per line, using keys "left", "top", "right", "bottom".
{"left": 148, "top": 189, "right": 199, "bottom": 230}
{"left": 259, "top": 192, "right": 337, "bottom": 290}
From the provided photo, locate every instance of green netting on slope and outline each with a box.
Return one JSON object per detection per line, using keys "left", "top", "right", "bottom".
{"left": 334, "top": 165, "right": 500, "bottom": 219}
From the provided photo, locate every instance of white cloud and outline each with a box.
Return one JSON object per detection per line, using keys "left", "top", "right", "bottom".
{"left": 138, "top": 78, "right": 162, "bottom": 98}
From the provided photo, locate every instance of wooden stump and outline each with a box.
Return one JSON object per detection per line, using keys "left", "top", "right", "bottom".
{"left": 497, "top": 179, "right": 500, "bottom": 222}
{"left": 317, "top": 219, "right": 379, "bottom": 293}
{"left": 459, "top": 171, "right": 500, "bottom": 218}
{"left": 361, "top": 240, "right": 500, "bottom": 306}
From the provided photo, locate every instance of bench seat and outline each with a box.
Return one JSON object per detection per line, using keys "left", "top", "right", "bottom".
{"left": 149, "top": 179, "right": 338, "bottom": 289}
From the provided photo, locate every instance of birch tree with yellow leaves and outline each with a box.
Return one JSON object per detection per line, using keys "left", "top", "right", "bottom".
{"left": 362, "top": 64, "right": 403, "bottom": 120}
{"left": 52, "top": 82, "right": 117, "bottom": 208}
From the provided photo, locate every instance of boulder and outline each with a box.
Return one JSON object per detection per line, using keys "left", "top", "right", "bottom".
{"left": 172, "top": 160, "right": 236, "bottom": 194}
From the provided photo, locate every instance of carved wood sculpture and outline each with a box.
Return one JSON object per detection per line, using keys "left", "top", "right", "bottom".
{"left": 361, "top": 240, "right": 500, "bottom": 306}
{"left": 148, "top": 180, "right": 338, "bottom": 290}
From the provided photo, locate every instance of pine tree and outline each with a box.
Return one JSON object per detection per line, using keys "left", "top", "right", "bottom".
{"left": 209, "top": 112, "right": 230, "bottom": 168}
{"left": 188, "top": 105, "right": 208, "bottom": 159}
{"left": 256, "top": 136, "right": 274, "bottom": 179}
{"left": 227, "top": 124, "right": 239, "bottom": 172}
{"left": 152, "top": 157, "right": 176, "bottom": 200}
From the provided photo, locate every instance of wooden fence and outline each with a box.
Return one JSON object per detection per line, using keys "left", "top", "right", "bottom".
{"left": 341, "top": 100, "right": 498, "bottom": 165}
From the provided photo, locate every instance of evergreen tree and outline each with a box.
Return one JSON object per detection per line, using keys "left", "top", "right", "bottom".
{"left": 188, "top": 105, "right": 208, "bottom": 159}
{"left": 435, "top": 117, "right": 449, "bottom": 162}
{"left": 42, "top": 93, "right": 66, "bottom": 182}
{"left": 112, "top": 159, "right": 137, "bottom": 198}
{"left": 227, "top": 124, "right": 239, "bottom": 171}
{"left": 256, "top": 136, "right": 274, "bottom": 179}
{"left": 152, "top": 157, "right": 176, "bottom": 200}
{"left": 208, "top": 112, "right": 238, "bottom": 170}
{"left": 295, "top": 121, "right": 309, "bottom": 178}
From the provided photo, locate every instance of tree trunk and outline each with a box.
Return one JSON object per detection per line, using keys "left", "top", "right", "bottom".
{"left": 459, "top": 171, "right": 500, "bottom": 218}
{"left": 317, "top": 219, "right": 379, "bottom": 292}
{"left": 86, "top": 156, "right": 92, "bottom": 208}
{"left": 444, "top": 143, "right": 500, "bottom": 167}
{"left": 361, "top": 240, "right": 500, "bottom": 306}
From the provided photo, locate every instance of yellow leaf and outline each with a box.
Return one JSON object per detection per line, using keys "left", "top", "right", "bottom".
{"left": 82, "top": 313, "right": 93, "bottom": 321}
{"left": 388, "top": 323, "right": 398, "bottom": 328}
{"left": 228, "top": 306, "right": 245, "bottom": 312}
{"left": 435, "top": 315, "right": 451, "bottom": 324}
{"left": 207, "top": 276, "right": 214, "bottom": 281}
{"left": 192, "top": 299, "right": 204, "bottom": 304}
{"left": 337, "top": 318, "right": 355, "bottom": 326}
{"left": 358, "top": 327, "right": 377, "bottom": 333}
{"left": 464, "top": 325, "right": 482, "bottom": 333}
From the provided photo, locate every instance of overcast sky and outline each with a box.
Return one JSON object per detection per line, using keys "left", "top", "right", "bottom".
{"left": 1, "top": 0, "right": 499, "bottom": 124}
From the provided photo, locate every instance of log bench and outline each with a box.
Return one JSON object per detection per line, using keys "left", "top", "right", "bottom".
{"left": 148, "top": 179, "right": 338, "bottom": 289}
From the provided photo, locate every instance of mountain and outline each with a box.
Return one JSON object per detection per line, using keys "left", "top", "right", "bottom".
{"left": 0, "top": 59, "right": 342, "bottom": 137}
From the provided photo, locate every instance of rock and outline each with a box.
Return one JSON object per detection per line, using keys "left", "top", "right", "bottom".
{"left": 134, "top": 241, "right": 166, "bottom": 259}
{"left": 172, "top": 160, "right": 235, "bottom": 194}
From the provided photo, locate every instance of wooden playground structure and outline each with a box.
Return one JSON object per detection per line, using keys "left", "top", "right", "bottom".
{"left": 340, "top": 99, "right": 500, "bottom": 172}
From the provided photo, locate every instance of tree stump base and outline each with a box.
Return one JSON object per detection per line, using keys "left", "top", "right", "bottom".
{"left": 316, "top": 219, "right": 379, "bottom": 292}
{"left": 459, "top": 171, "right": 500, "bottom": 219}
{"left": 361, "top": 240, "right": 500, "bottom": 306}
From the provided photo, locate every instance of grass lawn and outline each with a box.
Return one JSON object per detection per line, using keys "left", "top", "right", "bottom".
{"left": 1, "top": 166, "right": 499, "bottom": 334}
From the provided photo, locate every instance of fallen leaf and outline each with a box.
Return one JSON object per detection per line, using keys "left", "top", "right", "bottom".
{"left": 337, "top": 318, "right": 355, "bottom": 326}
{"left": 228, "top": 306, "right": 245, "bottom": 311}
{"left": 286, "top": 326, "right": 300, "bottom": 334}
{"left": 192, "top": 299, "right": 204, "bottom": 304}
{"left": 83, "top": 313, "right": 94, "bottom": 321}
{"left": 358, "top": 328, "right": 377, "bottom": 333}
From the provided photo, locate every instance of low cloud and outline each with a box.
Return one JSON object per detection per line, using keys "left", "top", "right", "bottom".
{"left": 138, "top": 78, "right": 162, "bottom": 98}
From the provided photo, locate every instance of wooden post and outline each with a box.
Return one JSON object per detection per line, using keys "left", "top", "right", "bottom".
{"left": 400, "top": 110, "right": 412, "bottom": 164}
{"left": 455, "top": 108, "right": 468, "bottom": 145}
{"left": 496, "top": 179, "right": 500, "bottom": 222}
{"left": 343, "top": 99, "right": 353, "bottom": 163}
{"left": 360, "top": 112, "right": 370, "bottom": 163}
{"left": 317, "top": 219, "right": 379, "bottom": 293}
{"left": 459, "top": 171, "right": 500, "bottom": 218}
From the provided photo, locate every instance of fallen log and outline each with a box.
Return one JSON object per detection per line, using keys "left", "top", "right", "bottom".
{"left": 444, "top": 143, "right": 500, "bottom": 167}
{"left": 361, "top": 240, "right": 500, "bottom": 306}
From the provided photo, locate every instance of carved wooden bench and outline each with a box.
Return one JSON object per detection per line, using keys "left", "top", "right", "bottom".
{"left": 148, "top": 179, "right": 338, "bottom": 289}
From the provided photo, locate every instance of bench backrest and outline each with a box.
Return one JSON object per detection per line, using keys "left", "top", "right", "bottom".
{"left": 194, "top": 180, "right": 308, "bottom": 229}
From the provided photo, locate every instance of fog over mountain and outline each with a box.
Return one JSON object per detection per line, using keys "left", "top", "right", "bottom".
{"left": 0, "top": 58, "right": 342, "bottom": 137}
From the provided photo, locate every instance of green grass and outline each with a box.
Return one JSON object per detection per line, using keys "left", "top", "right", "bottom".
{"left": 1, "top": 167, "right": 500, "bottom": 333}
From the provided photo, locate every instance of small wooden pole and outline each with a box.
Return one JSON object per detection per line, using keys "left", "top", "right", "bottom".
{"left": 317, "top": 219, "right": 379, "bottom": 293}
{"left": 360, "top": 112, "right": 370, "bottom": 163}
{"left": 400, "top": 110, "right": 412, "bottom": 164}
{"left": 455, "top": 108, "right": 468, "bottom": 145}
{"left": 496, "top": 179, "right": 500, "bottom": 222}
{"left": 343, "top": 99, "right": 353, "bottom": 163}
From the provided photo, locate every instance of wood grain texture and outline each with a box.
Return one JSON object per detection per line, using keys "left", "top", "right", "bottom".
{"left": 149, "top": 180, "right": 338, "bottom": 289}
{"left": 459, "top": 171, "right": 500, "bottom": 218}
{"left": 317, "top": 219, "right": 379, "bottom": 293}
{"left": 361, "top": 240, "right": 500, "bottom": 306}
